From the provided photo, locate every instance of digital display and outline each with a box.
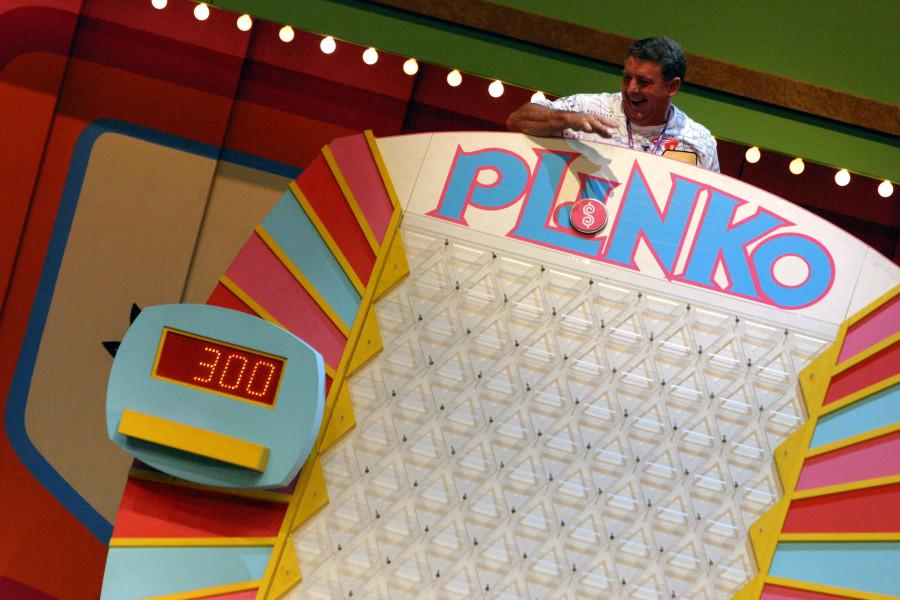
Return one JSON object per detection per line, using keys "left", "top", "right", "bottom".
{"left": 153, "top": 329, "right": 285, "bottom": 406}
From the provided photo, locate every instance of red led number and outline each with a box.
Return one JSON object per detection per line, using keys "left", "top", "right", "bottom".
{"left": 154, "top": 330, "right": 285, "bottom": 406}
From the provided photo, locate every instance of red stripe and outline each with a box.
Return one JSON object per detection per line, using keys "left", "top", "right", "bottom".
{"left": 782, "top": 483, "right": 900, "bottom": 533}
{"left": 296, "top": 155, "right": 376, "bottom": 284}
{"left": 111, "top": 478, "right": 287, "bottom": 539}
{"left": 824, "top": 341, "right": 900, "bottom": 405}
{"left": 207, "top": 283, "right": 256, "bottom": 316}
{"left": 225, "top": 234, "right": 347, "bottom": 369}
{"left": 761, "top": 583, "right": 856, "bottom": 599}
{"left": 328, "top": 134, "right": 394, "bottom": 243}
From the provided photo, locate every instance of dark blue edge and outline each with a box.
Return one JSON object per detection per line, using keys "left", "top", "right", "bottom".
{"left": 4, "top": 118, "right": 302, "bottom": 543}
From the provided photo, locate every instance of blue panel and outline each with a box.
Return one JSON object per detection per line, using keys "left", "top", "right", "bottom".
{"left": 106, "top": 304, "right": 325, "bottom": 488}
{"left": 101, "top": 546, "right": 271, "bottom": 599}
{"left": 769, "top": 542, "right": 900, "bottom": 597}
{"left": 262, "top": 191, "right": 361, "bottom": 328}
{"left": 810, "top": 384, "right": 900, "bottom": 448}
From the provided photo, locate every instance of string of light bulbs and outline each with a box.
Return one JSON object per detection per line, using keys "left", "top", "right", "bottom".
{"left": 160, "top": 1, "right": 895, "bottom": 198}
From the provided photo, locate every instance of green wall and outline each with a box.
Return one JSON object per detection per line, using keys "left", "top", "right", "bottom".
{"left": 211, "top": 0, "right": 899, "bottom": 182}
{"left": 490, "top": 0, "right": 899, "bottom": 106}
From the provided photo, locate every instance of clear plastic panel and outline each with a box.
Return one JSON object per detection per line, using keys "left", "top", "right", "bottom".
{"left": 288, "top": 222, "right": 828, "bottom": 599}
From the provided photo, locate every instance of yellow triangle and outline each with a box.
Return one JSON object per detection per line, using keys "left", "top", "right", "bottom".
{"left": 267, "top": 539, "right": 302, "bottom": 599}
{"left": 374, "top": 230, "right": 409, "bottom": 301}
{"left": 748, "top": 498, "right": 787, "bottom": 576}
{"left": 348, "top": 305, "right": 383, "bottom": 375}
{"left": 774, "top": 421, "right": 812, "bottom": 493}
{"left": 731, "top": 575, "right": 765, "bottom": 600}
{"left": 798, "top": 344, "right": 837, "bottom": 418}
{"left": 292, "top": 456, "right": 329, "bottom": 532}
{"left": 319, "top": 383, "right": 356, "bottom": 453}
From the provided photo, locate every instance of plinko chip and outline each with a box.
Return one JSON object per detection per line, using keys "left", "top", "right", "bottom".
{"left": 569, "top": 197, "right": 608, "bottom": 234}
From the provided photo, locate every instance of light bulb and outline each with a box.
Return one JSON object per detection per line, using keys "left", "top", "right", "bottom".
{"left": 878, "top": 180, "right": 894, "bottom": 198}
{"left": 789, "top": 157, "right": 805, "bottom": 175}
{"left": 834, "top": 168, "right": 851, "bottom": 187}
{"left": 320, "top": 36, "right": 336, "bottom": 54}
{"left": 193, "top": 2, "right": 209, "bottom": 21}
{"left": 447, "top": 69, "right": 462, "bottom": 87}
{"left": 403, "top": 58, "right": 419, "bottom": 75}
{"left": 151, "top": 0, "right": 167, "bottom": 9}
{"left": 236, "top": 14, "right": 252, "bottom": 31}
{"left": 745, "top": 146, "right": 761, "bottom": 164}
{"left": 531, "top": 91, "right": 546, "bottom": 103}
{"left": 488, "top": 80, "right": 504, "bottom": 98}
{"left": 279, "top": 25, "right": 295, "bottom": 43}
{"left": 363, "top": 47, "right": 379, "bottom": 65}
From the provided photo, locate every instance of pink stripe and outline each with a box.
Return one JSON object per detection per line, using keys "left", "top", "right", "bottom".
{"left": 838, "top": 294, "right": 900, "bottom": 363}
{"left": 226, "top": 234, "right": 346, "bottom": 368}
{"left": 329, "top": 134, "right": 393, "bottom": 243}
{"left": 797, "top": 429, "right": 900, "bottom": 490}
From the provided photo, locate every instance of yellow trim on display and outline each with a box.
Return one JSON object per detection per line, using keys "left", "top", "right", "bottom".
{"left": 118, "top": 410, "right": 270, "bottom": 472}
{"left": 109, "top": 537, "right": 277, "bottom": 548}
{"left": 146, "top": 579, "right": 261, "bottom": 600}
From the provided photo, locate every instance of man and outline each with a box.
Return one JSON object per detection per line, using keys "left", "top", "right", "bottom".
{"left": 506, "top": 37, "right": 719, "bottom": 172}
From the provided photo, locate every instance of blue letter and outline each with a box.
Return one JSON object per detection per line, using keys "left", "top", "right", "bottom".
{"left": 428, "top": 146, "right": 530, "bottom": 224}
{"left": 509, "top": 150, "right": 606, "bottom": 256}
{"left": 752, "top": 234, "right": 834, "bottom": 308}
{"left": 603, "top": 167, "right": 699, "bottom": 275}
{"left": 680, "top": 191, "right": 787, "bottom": 298}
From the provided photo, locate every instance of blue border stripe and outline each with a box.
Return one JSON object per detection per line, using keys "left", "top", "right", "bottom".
{"left": 810, "top": 383, "right": 900, "bottom": 448}
{"left": 769, "top": 541, "right": 900, "bottom": 597}
{"left": 5, "top": 119, "right": 301, "bottom": 542}
{"left": 100, "top": 546, "right": 271, "bottom": 600}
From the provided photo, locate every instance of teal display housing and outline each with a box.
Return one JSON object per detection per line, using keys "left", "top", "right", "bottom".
{"left": 106, "top": 304, "right": 325, "bottom": 488}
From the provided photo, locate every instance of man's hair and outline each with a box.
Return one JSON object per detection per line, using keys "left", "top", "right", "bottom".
{"left": 627, "top": 37, "right": 686, "bottom": 81}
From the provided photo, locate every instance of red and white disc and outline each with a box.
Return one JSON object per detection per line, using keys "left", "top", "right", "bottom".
{"left": 569, "top": 198, "right": 608, "bottom": 235}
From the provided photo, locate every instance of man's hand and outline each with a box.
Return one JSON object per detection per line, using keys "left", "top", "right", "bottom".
{"left": 506, "top": 103, "right": 614, "bottom": 138}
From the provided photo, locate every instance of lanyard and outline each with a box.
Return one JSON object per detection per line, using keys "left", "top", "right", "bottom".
{"left": 626, "top": 105, "right": 673, "bottom": 155}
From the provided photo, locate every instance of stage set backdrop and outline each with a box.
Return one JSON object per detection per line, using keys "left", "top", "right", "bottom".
{"left": 1, "top": 1, "right": 898, "bottom": 599}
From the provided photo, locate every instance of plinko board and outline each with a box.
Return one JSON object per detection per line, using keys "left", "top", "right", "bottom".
{"left": 102, "top": 132, "right": 899, "bottom": 599}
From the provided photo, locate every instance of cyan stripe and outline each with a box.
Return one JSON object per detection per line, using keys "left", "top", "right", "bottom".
{"left": 810, "top": 383, "right": 900, "bottom": 448}
{"left": 262, "top": 192, "right": 361, "bottom": 327}
{"left": 101, "top": 546, "right": 271, "bottom": 599}
{"left": 769, "top": 541, "right": 900, "bottom": 597}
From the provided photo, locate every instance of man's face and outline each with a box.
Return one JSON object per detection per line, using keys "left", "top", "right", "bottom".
{"left": 620, "top": 57, "right": 681, "bottom": 126}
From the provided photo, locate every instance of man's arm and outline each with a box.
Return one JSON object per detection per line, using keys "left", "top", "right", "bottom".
{"left": 506, "top": 102, "right": 615, "bottom": 138}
